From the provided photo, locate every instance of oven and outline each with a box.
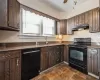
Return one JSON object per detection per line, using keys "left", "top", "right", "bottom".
{"left": 69, "top": 46, "right": 87, "bottom": 74}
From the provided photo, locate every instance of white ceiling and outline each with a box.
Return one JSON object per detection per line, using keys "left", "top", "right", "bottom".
{"left": 38, "top": 0, "right": 88, "bottom": 12}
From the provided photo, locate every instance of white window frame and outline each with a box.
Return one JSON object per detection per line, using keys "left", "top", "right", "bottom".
{"left": 20, "top": 7, "right": 56, "bottom": 37}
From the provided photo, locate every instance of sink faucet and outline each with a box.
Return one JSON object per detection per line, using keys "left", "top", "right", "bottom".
{"left": 45, "top": 36, "right": 48, "bottom": 44}
{"left": 36, "top": 42, "right": 39, "bottom": 46}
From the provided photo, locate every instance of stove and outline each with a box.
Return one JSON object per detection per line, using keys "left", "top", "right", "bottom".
{"left": 68, "top": 38, "right": 91, "bottom": 74}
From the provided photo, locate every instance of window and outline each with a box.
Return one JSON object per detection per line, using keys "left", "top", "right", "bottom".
{"left": 43, "top": 17, "right": 55, "bottom": 36}
{"left": 21, "top": 8, "right": 56, "bottom": 36}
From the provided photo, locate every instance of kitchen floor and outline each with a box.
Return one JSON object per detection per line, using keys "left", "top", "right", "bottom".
{"left": 32, "top": 63, "right": 97, "bottom": 80}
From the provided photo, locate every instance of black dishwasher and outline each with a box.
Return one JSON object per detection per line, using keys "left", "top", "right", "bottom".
{"left": 21, "top": 48, "right": 40, "bottom": 80}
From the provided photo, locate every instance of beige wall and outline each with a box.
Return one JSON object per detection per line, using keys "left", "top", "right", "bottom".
{"left": 63, "top": 30, "right": 100, "bottom": 43}
{"left": 0, "top": 30, "right": 57, "bottom": 43}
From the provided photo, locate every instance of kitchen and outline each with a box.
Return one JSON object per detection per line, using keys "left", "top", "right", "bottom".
{"left": 0, "top": 0, "right": 100, "bottom": 80}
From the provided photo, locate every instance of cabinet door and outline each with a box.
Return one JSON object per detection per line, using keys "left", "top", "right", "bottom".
{"left": 78, "top": 13, "right": 85, "bottom": 25}
{"left": 74, "top": 16, "right": 79, "bottom": 26}
{"left": 48, "top": 47, "right": 56, "bottom": 67}
{"left": 0, "top": 0, "right": 8, "bottom": 27}
{"left": 88, "top": 10, "right": 93, "bottom": 32}
{"left": 0, "top": 52, "right": 10, "bottom": 80}
{"left": 64, "top": 46, "right": 69, "bottom": 63}
{"left": 55, "top": 46, "right": 62, "bottom": 64}
{"left": 41, "top": 48, "right": 49, "bottom": 71}
{"left": 67, "top": 18, "right": 73, "bottom": 35}
{"left": 57, "top": 20, "right": 67, "bottom": 35}
{"left": 10, "top": 57, "right": 21, "bottom": 80}
{"left": 84, "top": 11, "right": 89, "bottom": 24}
{"left": 8, "top": 0, "right": 20, "bottom": 29}
{"left": 88, "top": 48, "right": 99, "bottom": 76}
{"left": 92, "top": 8, "right": 100, "bottom": 32}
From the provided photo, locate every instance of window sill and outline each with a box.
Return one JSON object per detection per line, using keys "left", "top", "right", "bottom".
{"left": 18, "top": 34, "right": 56, "bottom": 39}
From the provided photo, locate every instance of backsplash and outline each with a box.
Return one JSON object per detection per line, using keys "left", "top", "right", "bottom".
{"left": 1, "top": 29, "right": 100, "bottom": 45}
{"left": 63, "top": 30, "right": 100, "bottom": 45}
{"left": 0, "top": 30, "right": 57, "bottom": 43}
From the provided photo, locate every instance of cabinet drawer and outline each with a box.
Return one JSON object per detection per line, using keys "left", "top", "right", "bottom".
{"left": 88, "top": 48, "right": 98, "bottom": 54}
{"left": 0, "top": 52, "right": 6, "bottom": 60}
{"left": 5, "top": 50, "right": 20, "bottom": 59}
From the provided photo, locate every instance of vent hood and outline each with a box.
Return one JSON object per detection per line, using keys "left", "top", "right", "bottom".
{"left": 72, "top": 24, "right": 89, "bottom": 31}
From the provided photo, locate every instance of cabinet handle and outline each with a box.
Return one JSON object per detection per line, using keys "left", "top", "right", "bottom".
{"left": 17, "top": 59, "right": 19, "bottom": 66}
{"left": 17, "top": 23, "right": 20, "bottom": 28}
{"left": 2, "top": 56, "right": 5, "bottom": 58}
{"left": 57, "top": 59, "right": 59, "bottom": 61}
{"left": 38, "top": 70, "right": 40, "bottom": 73}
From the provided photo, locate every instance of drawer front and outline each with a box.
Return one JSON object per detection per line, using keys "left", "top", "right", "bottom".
{"left": 5, "top": 50, "right": 20, "bottom": 59}
{"left": 0, "top": 52, "right": 6, "bottom": 60}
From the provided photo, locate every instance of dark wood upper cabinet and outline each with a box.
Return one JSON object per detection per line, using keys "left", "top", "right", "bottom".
{"left": 8, "top": 0, "right": 20, "bottom": 29}
{"left": 88, "top": 8, "right": 100, "bottom": 33}
{"left": 84, "top": 11, "right": 89, "bottom": 24}
{"left": 0, "top": 0, "right": 8, "bottom": 27}
{"left": 57, "top": 20, "right": 67, "bottom": 35}
{"left": 67, "top": 7, "right": 100, "bottom": 34}
{"left": 67, "top": 17, "right": 74, "bottom": 35}
{"left": 78, "top": 13, "right": 85, "bottom": 25}
{"left": 88, "top": 10, "right": 93, "bottom": 32}
{"left": 0, "top": 0, "right": 20, "bottom": 31}
{"left": 74, "top": 15, "right": 79, "bottom": 26}
{"left": 92, "top": 8, "right": 100, "bottom": 32}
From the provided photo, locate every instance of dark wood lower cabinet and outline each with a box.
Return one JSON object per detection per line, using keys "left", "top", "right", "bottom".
{"left": 0, "top": 55, "right": 10, "bottom": 80}
{"left": 41, "top": 47, "right": 49, "bottom": 71}
{"left": 88, "top": 48, "right": 99, "bottom": 76}
{"left": 64, "top": 45, "right": 69, "bottom": 63}
{"left": 0, "top": 50, "right": 21, "bottom": 80}
{"left": 10, "top": 57, "right": 21, "bottom": 80}
{"left": 41, "top": 45, "right": 64, "bottom": 72}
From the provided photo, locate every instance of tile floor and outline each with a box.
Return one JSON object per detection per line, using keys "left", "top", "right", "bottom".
{"left": 32, "top": 63, "right": 97, "bottom": 80}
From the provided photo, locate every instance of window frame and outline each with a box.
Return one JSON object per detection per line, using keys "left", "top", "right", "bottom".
{"left": 20, "top": 6, "right": 57, "bottom": 37}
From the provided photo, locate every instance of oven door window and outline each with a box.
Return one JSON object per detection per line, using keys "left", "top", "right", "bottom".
{"left": 70, "top": 50, "right": 83, "bottom": 61}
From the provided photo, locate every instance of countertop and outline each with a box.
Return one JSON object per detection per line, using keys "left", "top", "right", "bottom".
{"left": 87, "top": 45, "right": 100, "bottom": 48}
{"left": 1, "top": 42, "right": 100, "bottom": 52}
{"left": 0, "top": 43, "right": 65, "bottom": 52}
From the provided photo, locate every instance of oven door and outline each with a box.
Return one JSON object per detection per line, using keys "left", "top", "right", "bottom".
{"left": 69, "top": 46, "right": 87, "bottom": 67}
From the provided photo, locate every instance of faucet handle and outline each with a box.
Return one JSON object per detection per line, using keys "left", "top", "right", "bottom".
{"left": 46, "top": 41, "right": 48, "bottom": 44}
{"left": 36, "top": 42, "right": 39, "bottom": 45}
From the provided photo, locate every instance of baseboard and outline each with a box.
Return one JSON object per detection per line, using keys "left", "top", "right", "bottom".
{"left": 88, "top": 72, "right": 99, "bottom": 79}
{"left": 63, "top": 61, "right": 69, "bottom": 65}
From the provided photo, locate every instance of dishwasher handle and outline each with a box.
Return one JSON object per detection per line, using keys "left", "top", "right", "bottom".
{"left": 23, "top": 50, "right": 40, "bottom": 55}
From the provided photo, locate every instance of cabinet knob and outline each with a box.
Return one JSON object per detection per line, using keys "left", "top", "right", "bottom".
{"left": 57, "top": 59, "right": 59, "bottom": 61}
{"left": 2, "top": 56, "right": 5, "bottom": 58}
{"left": 17, "top": 23, "right": 20, "bottom": 28}
{"left": 17, "top": 59, "right": 19, "bottom": 66}
{"left": 38, "top": 70, "right": 40, "bottom": 73}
